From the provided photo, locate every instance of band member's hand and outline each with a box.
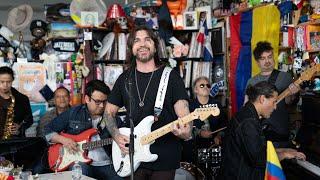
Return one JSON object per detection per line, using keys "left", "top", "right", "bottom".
{"left": 172, "top": 122, "right": 192, "bottom": 140}
{"left": 288, "top": 83, "right": 300, "bottom": 95}
{"left": 285, "top": 151, "right": 306, "bottom": 161}
{"left": 9, "top": 123, "right": 21, "bottom": 135}
{"left": 214, "top": 135, "right": 222, "bottom": 145}
{"left": 277, "top": 148, "right": 306, "bottom": 161}
{"left": 61, "top": 138, "right": 79, "bottom": 153}
{"left": 114, "top": 134, "right": 129, "bottom": 154}
{"left": 200, "top": 130, "right": 212, "bottom": 138}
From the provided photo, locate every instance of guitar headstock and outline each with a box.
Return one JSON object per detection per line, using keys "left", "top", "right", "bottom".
{"left": 300, "top": 63, "right": 320, "bottom": 81}
{"left": 194, "top": 104, "right": 220, "bottom": 121}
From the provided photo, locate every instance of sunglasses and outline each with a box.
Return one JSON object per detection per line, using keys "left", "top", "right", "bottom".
{"left": 90, "top": 96, "right": 107, "bottom": 106}
{"left": 199, "top": 84, "right": 211, "bottom": 88}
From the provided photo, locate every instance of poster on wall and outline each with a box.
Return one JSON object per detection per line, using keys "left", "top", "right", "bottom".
{"left": 13, "top": 63, "right": 47, "bottom": 102}
{"left": 26, "top": 102, "right": 48, "bottom": 137}
{"left": 30, "top": 102, "right": 48, "bottom": 123}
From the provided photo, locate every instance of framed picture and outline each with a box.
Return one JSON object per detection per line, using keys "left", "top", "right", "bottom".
{"left": 81, "top": 11, "right": 99, "bottom": 27}
{"left": 196, "top": 6, "right": 212, "bottom": 29}
{"left": 183, "top": 11, "right": 198, "bottom": 30}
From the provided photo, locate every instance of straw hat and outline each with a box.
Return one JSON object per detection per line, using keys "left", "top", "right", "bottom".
{"left": 70, "top": 0, "right": 107, "bottom": 25}
{"left": 7, "top": 4, "right": 33, "bottom": 32}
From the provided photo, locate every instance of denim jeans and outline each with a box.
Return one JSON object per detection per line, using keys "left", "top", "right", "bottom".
{"left": 70, "top": 162, "right": 123, "bottom": 180}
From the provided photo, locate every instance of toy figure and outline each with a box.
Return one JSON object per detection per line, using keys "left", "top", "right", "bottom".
{"left": 30, "top": 20, "right": 48, "bottom": 60}
{"left": 106, "top": 4, "right": 128, "bottom": 30}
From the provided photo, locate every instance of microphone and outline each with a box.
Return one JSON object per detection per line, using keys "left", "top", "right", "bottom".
{"left": 127, "top": 58, "right": 135, "bottom": 180}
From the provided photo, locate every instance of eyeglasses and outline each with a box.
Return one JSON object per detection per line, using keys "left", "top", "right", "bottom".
{"left": 199, "top": 84, "right": 211, "bottom": 88}
{"left": 90, "top": 96, "right": 107, "bottom": 106}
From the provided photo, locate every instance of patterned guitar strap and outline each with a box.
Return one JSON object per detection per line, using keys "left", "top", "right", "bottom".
{"left": 154, "top": 66, "right": 172, "bottom": 121}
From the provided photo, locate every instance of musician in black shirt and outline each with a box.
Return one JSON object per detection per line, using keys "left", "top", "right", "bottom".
{"left": 105, "top": 26, "right": 192, "bottom": 180}
{"left": 219, "top": 81, "right": 305, "bottom": 180}
{"left": 0, "top": 66, "right": 33, "bottom": 139}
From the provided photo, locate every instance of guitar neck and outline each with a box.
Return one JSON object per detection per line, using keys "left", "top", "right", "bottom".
{"left": 276, "top": 78, "right": 303, "bottom": 104}
{"left": 82, "top": 138, "right": 112, "bottom": 150}
{"left": 140, "top": 113, "right": 197, "bottom": 145}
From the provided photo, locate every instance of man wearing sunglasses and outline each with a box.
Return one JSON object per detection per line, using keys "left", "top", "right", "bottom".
{"left": 182, "top": 76, "right": 226, "bottom": 163}
{"left": 44, "top": 80, "right": 121, "bottom": 180}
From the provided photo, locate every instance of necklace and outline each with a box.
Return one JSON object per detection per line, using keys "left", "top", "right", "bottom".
{"left": 135, "top": 68, "right": 154, "bottom": 107}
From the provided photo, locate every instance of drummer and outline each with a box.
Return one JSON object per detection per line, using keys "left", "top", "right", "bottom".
{"left": 181, "top": 76, "right": 227, "bottom": 163}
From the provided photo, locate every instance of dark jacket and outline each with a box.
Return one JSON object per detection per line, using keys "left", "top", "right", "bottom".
{"left": 12, "top": 88, "right": 33, "bottom": 137}
{"left": 44, "top": 104, "right": 111, "bottom": 141}
{"left": 219, "top": 102, "right": 266, "bottom": 180}
{"left": 44, "top": 104, "right": 112, "bottom": 157}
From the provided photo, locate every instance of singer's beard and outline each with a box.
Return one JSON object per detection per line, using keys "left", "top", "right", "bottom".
{"left": 136, "top": 53, "right": 154, "bottom": 63}
{"left": 135, "top": 47, "right": 155, "bottom": 63}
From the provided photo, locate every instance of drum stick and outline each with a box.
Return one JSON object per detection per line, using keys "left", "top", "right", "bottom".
{"left": 209, "top": 127, "right": 227, "bottom": 134}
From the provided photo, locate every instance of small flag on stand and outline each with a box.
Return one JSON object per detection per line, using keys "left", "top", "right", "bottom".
{"left": 196, "top": 20, "right": 213, "bottom": 61}
{"left": 265, "top": 141, "right": 286, "bottom": 180}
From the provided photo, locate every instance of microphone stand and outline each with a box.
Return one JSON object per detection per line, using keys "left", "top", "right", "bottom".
{"left": 127, "top": 68, "right": 135, "bottom": 180}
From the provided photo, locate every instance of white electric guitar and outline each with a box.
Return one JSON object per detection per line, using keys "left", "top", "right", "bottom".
{"left": 112, "top": 105, "right": 220, "bottom": 177}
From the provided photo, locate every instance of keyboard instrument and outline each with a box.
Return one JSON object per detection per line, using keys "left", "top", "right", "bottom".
{"left": 280, "top": 95, "right": 320, "bottom": 179}
{"left": 295, "top": 159, "right": 320, "bottom": 177}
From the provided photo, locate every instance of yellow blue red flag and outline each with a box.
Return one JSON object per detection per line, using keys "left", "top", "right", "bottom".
{"left": 265, "top": 141, "right": 286, "bottom": 180}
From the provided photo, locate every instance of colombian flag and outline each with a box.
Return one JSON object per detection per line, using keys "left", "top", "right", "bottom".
{"left": 229, "top": 4, "right": 280, "bottom": 114}
{"left": 265, "top": 141, "right": 286, "bottom": 180}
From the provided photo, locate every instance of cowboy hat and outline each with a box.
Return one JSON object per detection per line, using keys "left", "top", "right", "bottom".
{"left": 70, "top": 0, "right": 107, "bottom": 26}
{"left": 7, "top": 4, "right": 33, "bottom": 32}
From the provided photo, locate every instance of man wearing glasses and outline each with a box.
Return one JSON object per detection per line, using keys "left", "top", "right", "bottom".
{"left": 244, "top": 41, "right": 300, "bottom": 148}
{"left": 44, "top": 80, "right": 121, "bottom": 180}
